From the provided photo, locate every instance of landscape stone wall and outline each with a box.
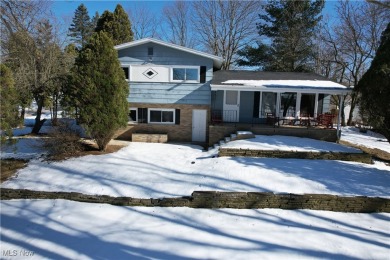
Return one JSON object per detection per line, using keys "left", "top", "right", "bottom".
{"left": 132, "top": 133, "right": 168, "bottom": 143}
{"left": 1, "top": 189, "right": 388, "bottom": 213}
{"left": 219, "top": 148, "right": 373, "bottom": 164}
{"left": 209, "top": 125, "right": 337, "bottom": 146}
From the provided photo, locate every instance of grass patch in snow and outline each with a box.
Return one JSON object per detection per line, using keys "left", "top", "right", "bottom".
{"left": 1, "top": 159, "right": 28, "bottom": 183}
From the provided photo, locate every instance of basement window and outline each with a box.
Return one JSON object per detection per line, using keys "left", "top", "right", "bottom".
{"left": 148, "top": 108, "right": 175, "bottom": 124}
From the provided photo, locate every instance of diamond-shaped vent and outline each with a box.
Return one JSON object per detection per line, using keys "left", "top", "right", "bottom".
{"left": 143, "top": 68, "right": 158, "bottom": 79}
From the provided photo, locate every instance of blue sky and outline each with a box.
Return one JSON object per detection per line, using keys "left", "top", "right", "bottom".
{"left": 52, "top": 0, "right": 169, "bottom": 18}
{"left": 52, "top": 0, "right": 339, "bottom": 23}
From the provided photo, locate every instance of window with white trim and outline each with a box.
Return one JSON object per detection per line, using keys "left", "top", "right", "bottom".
{"left": 171, "top": 67, "right": 199, "bottom": 82}
{"left": 129, "top": 108, "right": 137, "bottom": 123}
{"left": 148, "top": 108, "right": 175, "bottom": 124}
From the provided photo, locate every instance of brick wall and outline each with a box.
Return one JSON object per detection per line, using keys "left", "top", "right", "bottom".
{"left": 114, "top": 103, "right": 209, "bottom": 142}
{"left": 1, "top": 189, "right": 388, "bottom": 213}
{"left": 219, "top": 148, "right": 372, "bottom": 164}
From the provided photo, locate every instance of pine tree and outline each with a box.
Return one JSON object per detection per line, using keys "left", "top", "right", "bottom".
{"left": 95, "top": 4, "right": 133, "bottom": 45}
{"left": 91, "top": 11, "right": 100, "bottom": 31}
{"left": 72, "top": 31, "right": 129, "bottom": 151}
{"left": 237, "top": 0, "right": 324, "bottom": 71}
{"left": 0, "top": 64, "right": 19, "bottom": 141}
{"left": 356, "top": 22, "right": 390, "bottom": 143}
{"left": 68, "top": 4, "right": 93, "bottom": 48}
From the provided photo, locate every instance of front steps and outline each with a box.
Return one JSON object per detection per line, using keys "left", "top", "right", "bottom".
{"left": 209, "top": 131, "right": 254, "bottom": 151}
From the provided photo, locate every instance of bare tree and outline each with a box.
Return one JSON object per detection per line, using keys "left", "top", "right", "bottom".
{"left": 162, "top": 1, "right": 195, "bottom": 48}
{"left": 316, "top": 0, "right": 389, "bottom": 125}
{"left": 366, "top": 0, "right": 390, "bottom": 9}
{"left": 127, "top": 4, "right": 160, "bottom": 40}
{"left": 192, "top": 0, "right": 262, "bottom": 70}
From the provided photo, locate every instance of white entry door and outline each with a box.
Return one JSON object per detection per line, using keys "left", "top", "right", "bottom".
{"left": 223, "top": 90, "right": 240, "bottom": 122}
{"left": 192, "top": 109, "right": 207, "bottom": 142}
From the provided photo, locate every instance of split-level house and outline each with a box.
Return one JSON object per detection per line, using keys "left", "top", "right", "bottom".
{"left": 114, "top": 38, "right": 351, "bottom": 145}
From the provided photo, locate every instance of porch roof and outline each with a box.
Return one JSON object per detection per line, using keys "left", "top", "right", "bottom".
{"left": 211, "top": 71, "right": 352, "bottom": 95}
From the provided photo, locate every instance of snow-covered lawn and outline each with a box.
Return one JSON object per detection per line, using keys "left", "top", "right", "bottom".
{"left": 222, "top": 135, "right": 362, "bottom": 152}
{"left": 341, "top": 126, "right": 390, "bottom": 153}
{"left": 1, "top": 129, "right": 390, "bottom": 259}
{"left": 1, "top": 199, "right": 389, "bottom": 260}
{"left": 2, "top": 136, "right": 390, "bottom": 198}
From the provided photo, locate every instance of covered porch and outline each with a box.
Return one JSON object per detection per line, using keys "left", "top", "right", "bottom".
{"left": 209, "top": 71, "right": 352, "bottom": 142}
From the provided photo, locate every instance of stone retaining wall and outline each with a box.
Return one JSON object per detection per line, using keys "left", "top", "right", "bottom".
{"left": 219, "top": 148, "right": 372, "bottom": 164}
{"left": 1, "top": 189, "right": 388, "bottom": 213}
{"left": 209, "top": 125, "right": 337, "bottom": 146}
{"left": 132, "top": 133, "right": 168, "bottom": 143}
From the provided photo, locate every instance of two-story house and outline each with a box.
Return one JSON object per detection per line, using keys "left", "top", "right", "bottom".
{"left": 115, "top": 38, "right": 351, "bottom": 145}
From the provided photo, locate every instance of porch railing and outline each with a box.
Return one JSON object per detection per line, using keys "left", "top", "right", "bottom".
{"left": 211, "top": 110, "right": 238, "bottom": 123}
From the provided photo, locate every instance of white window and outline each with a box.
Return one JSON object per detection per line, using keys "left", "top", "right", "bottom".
{"left": 129, "top": 108, "right": 137, "bottom": 123}
{"left": 171, "top": 67, "right": 199, "bottom": 82}
{"left": 148, "top": 108, "right": 175, "bottom": 124}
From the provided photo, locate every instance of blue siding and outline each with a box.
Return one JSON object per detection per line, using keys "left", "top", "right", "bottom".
{"left": 211, "top": 90, "right": 224, "bottom": 110}
{"left": 239, "top": 91, "right": 254, "bottom": 123}
{"left": 128, "top": 83, "right": 210, "bottom": 105}
{"left": 118, "top": 42, "right": 215, "bottom": 105}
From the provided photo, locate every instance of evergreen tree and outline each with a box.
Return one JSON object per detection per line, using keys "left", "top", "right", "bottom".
{"left": 356, "top": 22, "right": 390, "bottom": 143}
{"left": 72, "top": 31, "right": 129, "bottom": 151}
{"left": 95, "top": 4, "right": 133, "bottom": 45}
{"left": 0, "top": 64, "right": 19, "bottom": 140}
{"left": 91, "top": 11, "right": 100, "bottom": 31}
{"left": 68, "top": 4, "right": 93, "bottom": 48}
{"left": 237, "top": 0, "right": 324, "bottom": 71}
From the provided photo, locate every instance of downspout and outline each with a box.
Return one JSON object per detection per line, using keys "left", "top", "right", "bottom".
{"left": 337, "top": 94, "right": 345, "bottom": 143}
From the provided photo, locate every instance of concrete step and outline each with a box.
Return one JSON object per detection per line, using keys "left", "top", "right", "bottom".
{"left": 219, "top": 140, "right": 226, "bottom": 146}
{"left": 224, "top": 137, "right": 231, "bottom": 143}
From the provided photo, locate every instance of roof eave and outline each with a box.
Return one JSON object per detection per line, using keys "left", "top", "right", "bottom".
{"left": 115, "top": 38, "right": 224, "bottom": 69}
{"left": 210, "top": 84, "right": 352, "bottom": 95}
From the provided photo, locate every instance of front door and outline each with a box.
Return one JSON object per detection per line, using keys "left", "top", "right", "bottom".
{"left": 223, "top": 90, "right": 240, "bottom": 122}
{"left": 192, "top": 109, "right": 207, "bottom": 142}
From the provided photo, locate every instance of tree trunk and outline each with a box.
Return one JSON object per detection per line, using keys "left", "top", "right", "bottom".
{"left": 31, "top": 98, "right": 46, "bottom": 134}
{"left": 347, "top": 92, "right": 357, "bottom": 126}
{"left": 19, "top": 107, "right": 26, "bottom": 127}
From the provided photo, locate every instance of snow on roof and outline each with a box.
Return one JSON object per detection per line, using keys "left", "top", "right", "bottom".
{"left": 221, "top": 80, "right": 348, "bottom": 89}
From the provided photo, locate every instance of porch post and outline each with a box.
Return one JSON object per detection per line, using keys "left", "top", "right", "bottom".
{"left": 295, "top": 92, "right": 301, "bottom": 118}
{"left": 276, "top": 92, "right": 281, "bottom": 117}
{"left": 336, "top": 95, "right": 345, "bottom": 142}
{"left": 314, "top": 93, "right": 319, "bottom": 118}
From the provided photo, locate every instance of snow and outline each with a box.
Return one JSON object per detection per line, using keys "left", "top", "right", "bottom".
{"left": 2, "top": 138, "right": 389, "bottom": 198}
{"left": 1, "top": 200, "right": 389, "bottom": 260}
{"left": 0, "top": 138, "right": 46, "bottom": 160}
{"left": 1, "top": 128, "right": 390, "bottom": 259}
{"left": 222, "top": 80, "right": 348, "bottom": 89}
{"left": 341, "top": 126, "right": 390, "bottom": 154}
{"left": 223, "top": 135, "right": 362, "bottom": 153}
